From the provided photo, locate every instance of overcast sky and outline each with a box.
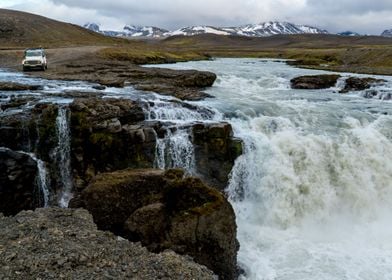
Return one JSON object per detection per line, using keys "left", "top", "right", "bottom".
{"left": 1, "top": 0, "right": 392, "bottom": 34}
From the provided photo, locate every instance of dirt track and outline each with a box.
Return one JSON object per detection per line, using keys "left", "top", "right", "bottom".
{"left": 0, "top": 46, "right": 106, "bottom": 70}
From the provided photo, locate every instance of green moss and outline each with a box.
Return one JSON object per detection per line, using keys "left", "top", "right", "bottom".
{"left": 89, "top": 132, "right": 114, "bottom": 146}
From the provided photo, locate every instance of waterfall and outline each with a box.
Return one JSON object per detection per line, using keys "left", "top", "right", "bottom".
{"left": 0, "top": 147, "right": 50, "bottom": 207}
{"left": 154, "top": 127, "right": 195, "bottom": 174}
{"left": 151, "top": 58, "right": 392, "bottom": 280}
{"left": 27, "top": 153, "right": 50, "bottom": 207}
{"left": 145, "top": 98, "right": 218, "bottom": 175}
{"left": 55, "top": 106, "right": 73, "bottom": 208}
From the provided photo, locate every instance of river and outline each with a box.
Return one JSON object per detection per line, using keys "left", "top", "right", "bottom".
{"left": 148, "top": 58, "right": 392, "bottom": 280}
{"left": 1, "top": 58, "right": 392, "bottom": 279}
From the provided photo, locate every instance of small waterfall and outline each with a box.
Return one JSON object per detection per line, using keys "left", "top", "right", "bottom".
{"left": 1, "top": 147, "right": 50, "bottom": 207}
{"left": 145, "top": 98, "right": 218, "bottom": 175}
{"left": 55, "top": 106, "right": 73, "bottom": 208}
{"left": 27, "top": 153, "right": 50, "bottom": 207}
{"left": 154, "top": 128, "right": 195, "bottom": 174}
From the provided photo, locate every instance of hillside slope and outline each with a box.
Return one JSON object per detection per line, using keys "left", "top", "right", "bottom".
{"left": 0, "top": 9, "right": 122, "bottom": 48}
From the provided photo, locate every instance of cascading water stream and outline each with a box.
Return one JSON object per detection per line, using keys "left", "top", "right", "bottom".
{"left": 55, "top": 105, "right": 73, "bottom": 208}
{"left": 148, "top": 58, "right": 392, "bottom": 280}
{"left": 0, "top": 147, "right": 50, "bottom": 207}
{"left": 144, "top": 96, "right": 220, "bottom": 174}
{"left": 154, "top": 127, "right": 196, "bottom": 173}
{"left": 26, "top": 153, "right": 50, "bottom": 207}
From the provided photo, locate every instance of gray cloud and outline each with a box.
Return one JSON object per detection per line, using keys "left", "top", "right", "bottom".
{"left": 2, "top": 0, "right": 392, "bottom": 34}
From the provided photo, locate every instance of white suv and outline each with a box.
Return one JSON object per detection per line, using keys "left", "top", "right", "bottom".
{"left": 22, "top": 48, "right": 48, "bottom": 71}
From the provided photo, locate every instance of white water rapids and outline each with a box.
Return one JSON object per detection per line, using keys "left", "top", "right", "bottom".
{"left": 147, "top": 58, "right": 392, "bottom": 280}
{"left": 1, "top": 59, "right": 392, "bottom": 279}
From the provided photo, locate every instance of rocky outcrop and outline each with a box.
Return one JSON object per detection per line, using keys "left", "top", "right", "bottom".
{"left": 0, "top": 148, "right": 42, "bottom": 216}
{"left": 339, "top": 77, "right": 386, "bottom": 93}
{"left": 69, "top": 98, "right": 155, "bottom": 189}
{"left": 0, "top": 207, "right": 216, "bottom": 279}
{"left": 0, "top": 82, "right": 42, "bottom": 91}
{"left": 290, "top": 74, "right": 341, "bottom": 89}
{"left": 30, "top": 59, "right": 216, "bottom": 101}
{"left": 1, "top": 97, "right": 243, "bottom": 199}
{"left": 192, "top": 122, "right": 243, "bottom": 190}
{"left": 70, "top": 168, "right": 238, "bottom": 280}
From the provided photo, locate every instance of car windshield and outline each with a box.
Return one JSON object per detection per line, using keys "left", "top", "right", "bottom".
{"left": 25, "top": 50, "right": 43, "bottom": 57}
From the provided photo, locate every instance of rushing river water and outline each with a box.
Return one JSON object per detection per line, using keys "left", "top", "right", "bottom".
{"left": 149, "top": 58, "right": 392, "bottom": 280}
{"left": 1, "top": 59, "right": 392, "bottom": 279}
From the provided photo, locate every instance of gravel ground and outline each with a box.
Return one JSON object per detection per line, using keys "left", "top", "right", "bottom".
{"left": 0, "top": 207, "right": 217, "bottom": 280}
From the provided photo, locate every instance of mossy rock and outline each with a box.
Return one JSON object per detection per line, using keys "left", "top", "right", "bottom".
{"left": 70, "top": 168, "right": 238, "bottom": 279}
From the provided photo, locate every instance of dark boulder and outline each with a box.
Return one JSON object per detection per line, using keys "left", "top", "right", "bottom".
{"left": 70, "top": 168, "right": 238, "bottom": 280}
{"left": 340, "top": 77, "right": 386, "bottom": 93}
{"left": 290, "top": 74, "right": 341, "bottom": 89}
{"left": 192, "top": 122, "right": 243, "bottom": 190}
{"left": 0, "top": 148, "right": 43, "bottom": 216}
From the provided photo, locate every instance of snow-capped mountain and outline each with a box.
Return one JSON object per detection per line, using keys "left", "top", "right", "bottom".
{"left": 123, "top": 25, "right": 169, "bottom": 37}
{"left": 83, "top": 23, "right": 168, "bottom": 38}
{"left": 83, "top": 21, "right": 329, "bottom": 38}
{"left": 83, "top": 23, "right": 100, "bottom": 33}
{"left": 337, "top": 31, "right": 361, "bottom": 36}
{"left": 235, "top": 22, "right": 328, "bottom": 36}
{"left": 381, "top": 29, "right": 392, "bottom": 37}
{"left": 168, "top": 26, "right": 233, "bottom": 36}
{"left": 166, "top": 22, "right": 328, "bottom": 37}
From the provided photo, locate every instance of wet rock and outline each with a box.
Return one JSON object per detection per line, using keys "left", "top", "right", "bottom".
{"left": 379, "top": 91, "right": 392, "bottom": 100}
{"left": 363, "top": 90, "right": 378, "bottom": 98}
{"left": 70, "top": 168, "right": 238, "bottom": 280}
{"left": 290, "top": 74, "right": 341, "bottom": 89}
{"left": 340, "top": 77, "right": 386, "bottom": 93}
{"left": 0, "top": 96, "right": 38, "bottom": 111}
{"left": 192, "top": 122, "right": 243, "bottom": 190}
{"left": 0, "top": 207, "right": 216, "bottom": 279}
{"left": 92, "top": 85, "right": 106, "bottom": 90}
{"left": 0, "top": 82, "right": 43, "bottom": 91}
{"left": 49, "top": 90, "right": 104, "bottom": 98}
{"left": 134, "top": 84, "right": 213, "bottom": 101}
{"left": 0, "top": 148, "right": 42, "bottom": 216}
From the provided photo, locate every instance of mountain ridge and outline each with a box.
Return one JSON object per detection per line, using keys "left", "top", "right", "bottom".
{"left": 83, "top": 21, "right": 329, "bottom": 38}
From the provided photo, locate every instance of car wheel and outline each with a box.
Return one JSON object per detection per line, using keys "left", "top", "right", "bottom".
{"left": 23, "top": 66, "right": 27, "bottom": 72}
{"left": 42, "top": 65, "right": 46, "bottom": 71}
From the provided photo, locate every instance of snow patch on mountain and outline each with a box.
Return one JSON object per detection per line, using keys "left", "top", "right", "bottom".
{"left": 83, "top": 21, "right": 329, "bottom": 38}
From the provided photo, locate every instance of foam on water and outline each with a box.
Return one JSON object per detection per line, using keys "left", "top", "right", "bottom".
{"left": 152, "top": 58, "right": 392, "bottom": 280}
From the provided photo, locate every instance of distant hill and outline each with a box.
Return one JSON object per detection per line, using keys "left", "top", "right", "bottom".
{"left": 0, "top": 9, "right": 121, "bottom": 48}
{"left": 83, "top": 21, "right": 329, "bottom": 38}
{"left": 381, "top": 29, "right": 392, "bottom": 37}
{"left": 337, "top": 31, "right": 361, "bottom": 36}
{"left": 162, "top": 33, "right": 392, "bottom": 50}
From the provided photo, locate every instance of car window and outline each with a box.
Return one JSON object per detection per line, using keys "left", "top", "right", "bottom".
{"left": 25, "top": 51, "right": 43, "bottom": 57}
